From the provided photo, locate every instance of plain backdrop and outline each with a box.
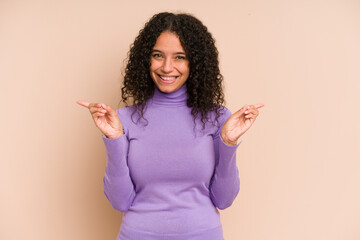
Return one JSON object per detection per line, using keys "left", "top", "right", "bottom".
{"left": 1, "top": 0, "right": 359, "bottom": 239}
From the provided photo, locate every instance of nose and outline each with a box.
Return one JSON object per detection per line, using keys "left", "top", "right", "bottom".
{"left": 161, "top": 58, "right": 174, "bottom": 73}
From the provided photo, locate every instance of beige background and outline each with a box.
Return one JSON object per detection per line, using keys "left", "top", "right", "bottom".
{"left": 1, "top": 0, "right": 359, "bottom": 239}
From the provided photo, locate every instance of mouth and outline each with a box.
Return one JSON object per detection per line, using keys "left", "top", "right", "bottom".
{"left": 158, "top": 74, "right": 178, "bottom": 84}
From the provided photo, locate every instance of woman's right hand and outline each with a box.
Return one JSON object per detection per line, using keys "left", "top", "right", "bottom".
{"left": 77, "top": 100, "right": 124, "bottom": 139}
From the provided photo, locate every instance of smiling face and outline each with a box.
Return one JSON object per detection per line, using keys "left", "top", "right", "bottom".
{"left": 150, "top": 31, "right": 190, "bottom": 93}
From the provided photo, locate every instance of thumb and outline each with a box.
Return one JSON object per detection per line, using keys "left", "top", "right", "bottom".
{"left": 233, "top": 104, "right": 248, "bottom": 117}
{"left": 104, "top": 104, "right": 118, "bottom": 118}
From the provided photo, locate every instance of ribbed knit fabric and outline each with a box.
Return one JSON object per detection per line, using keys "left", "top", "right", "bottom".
{"left": 102, "top": 84, "right": 241, "bottom": 240}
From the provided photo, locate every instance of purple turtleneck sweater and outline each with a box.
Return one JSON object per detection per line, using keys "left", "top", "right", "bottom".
{"left": 102, "top": 84, "right": 241, "bottom": 240}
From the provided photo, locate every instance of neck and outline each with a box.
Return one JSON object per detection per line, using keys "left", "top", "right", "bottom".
{"left": 151, "top": 84, "right": 188, "bottom": 107}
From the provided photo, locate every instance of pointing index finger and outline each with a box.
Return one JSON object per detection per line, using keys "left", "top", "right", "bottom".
{"left": 77, "top": 100, "right": 90, "bottom": 108}
{"left": 254, "top": 103, "right": 265, "bottom": 109}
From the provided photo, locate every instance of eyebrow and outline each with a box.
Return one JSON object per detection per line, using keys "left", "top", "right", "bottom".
{"left": 152, "top": 49, "right": 186, "bottom": 55}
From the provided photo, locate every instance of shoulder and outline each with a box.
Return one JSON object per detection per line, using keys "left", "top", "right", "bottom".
{"left": 116, "top": 105, "right": 134, "bottom": 117}
{"left": 204, "top": 105, "right": 232, "bottom": 132}
{"left": 209, "top": 105, "right": 232, "bottom": 136}
{"left": 215, "top": 105, "right": 232, "bottom": 125}
{"left": 115, "top": 105, "right": 137, "bottom": 127}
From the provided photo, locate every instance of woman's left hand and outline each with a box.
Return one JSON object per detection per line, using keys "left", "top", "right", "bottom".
{"left": 221, "top": 103, "right": 264, "bottom": 146}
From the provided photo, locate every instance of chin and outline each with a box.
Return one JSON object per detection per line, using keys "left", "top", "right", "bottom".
{"left": 156, "top": 85, "right": 177, "bottom": 93}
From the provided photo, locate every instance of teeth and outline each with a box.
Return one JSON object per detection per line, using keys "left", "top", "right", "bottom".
{"left": 160, "top": 76, "right": 177, "bottom": 81}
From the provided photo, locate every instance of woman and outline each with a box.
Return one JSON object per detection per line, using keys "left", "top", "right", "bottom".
{"left": 78, "top": 12, "right": 263, "bottom": 240}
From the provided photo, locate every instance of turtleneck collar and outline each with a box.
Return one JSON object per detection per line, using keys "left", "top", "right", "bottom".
{"left": 151, "top": 84, "right": 188, "bottom": 107}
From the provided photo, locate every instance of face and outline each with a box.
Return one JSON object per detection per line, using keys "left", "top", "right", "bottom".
{"left": 150, "top": 31, "right": 190, "bottom": 93}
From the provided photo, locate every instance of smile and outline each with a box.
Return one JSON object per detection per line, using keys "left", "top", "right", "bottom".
{"left": 158, "top": 74, "right": 178, "bottom": 83}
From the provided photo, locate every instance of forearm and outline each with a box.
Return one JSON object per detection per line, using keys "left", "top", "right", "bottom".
{"left": 102, "top": 135, "right": 136, "bottom": 212}
{"left": 209, "top": 136, "right": 241, "bottom": 210}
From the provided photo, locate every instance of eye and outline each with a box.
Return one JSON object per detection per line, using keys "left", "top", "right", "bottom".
{"left": 175, "top": 55, "right": 186, "bottom": 60}
{"left": 152, "top": 53, "right": 162, "bottom": 58}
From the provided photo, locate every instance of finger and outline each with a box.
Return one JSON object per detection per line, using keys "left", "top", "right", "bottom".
{"left": 87, "top": 102, "right": 106, "bottom": 109}
{"left": 245, "top": 104, "right": 256, "bottom": 112}
{"left": 245, "top": 113, "right": 255, "bottom": 118}
{"left": 88, "top": 106, "right": 106, "bottom": 114}
{"left": 100, "top": 103, "right": 108, "bottom": 109}
{"left": 89, "top": 103, "right": 101, "bottom": 108}
{"left": 245, "top": 108, "right": 259, "bottom": 115}
{"left": 97, "top": 103, "right": 106, "bottom": 109}
{"left": 93, "top": 112, "right": 105, "bottom": 118}
{"left": 254, "top": 103, "right": 265, "bottom": 109}
{"left": 77, "top": 100, "right": 90, "bottom": 108}
{"left": 103, "top": 104, "right": 117, "bottom": 117}
{"left": 97, "top": 104, "right": 114, "bottom": 116}
{"left": 88, "top": 103, "right": 107, "bottom": 113}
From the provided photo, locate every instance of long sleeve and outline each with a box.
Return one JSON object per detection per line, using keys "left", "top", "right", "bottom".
{"left": 103, "top": 87, "right": 242, "bottom": 238}
{"left": 209, "top": 108, "right": 241, "bottom": 210}
{"left": 102, "top": 133, "right": 136, "bottom": 212}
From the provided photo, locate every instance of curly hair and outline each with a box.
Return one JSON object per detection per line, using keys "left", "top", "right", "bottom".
{"left": 121, "top": 12, "right": 225, "bottom": 128}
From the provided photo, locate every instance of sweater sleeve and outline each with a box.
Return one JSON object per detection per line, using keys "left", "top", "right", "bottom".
{"left": 102, "top": 110, "right": 136, "bottom": 212}
{"left": 209, "top": 108, "right": 241, "bottom": 210}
